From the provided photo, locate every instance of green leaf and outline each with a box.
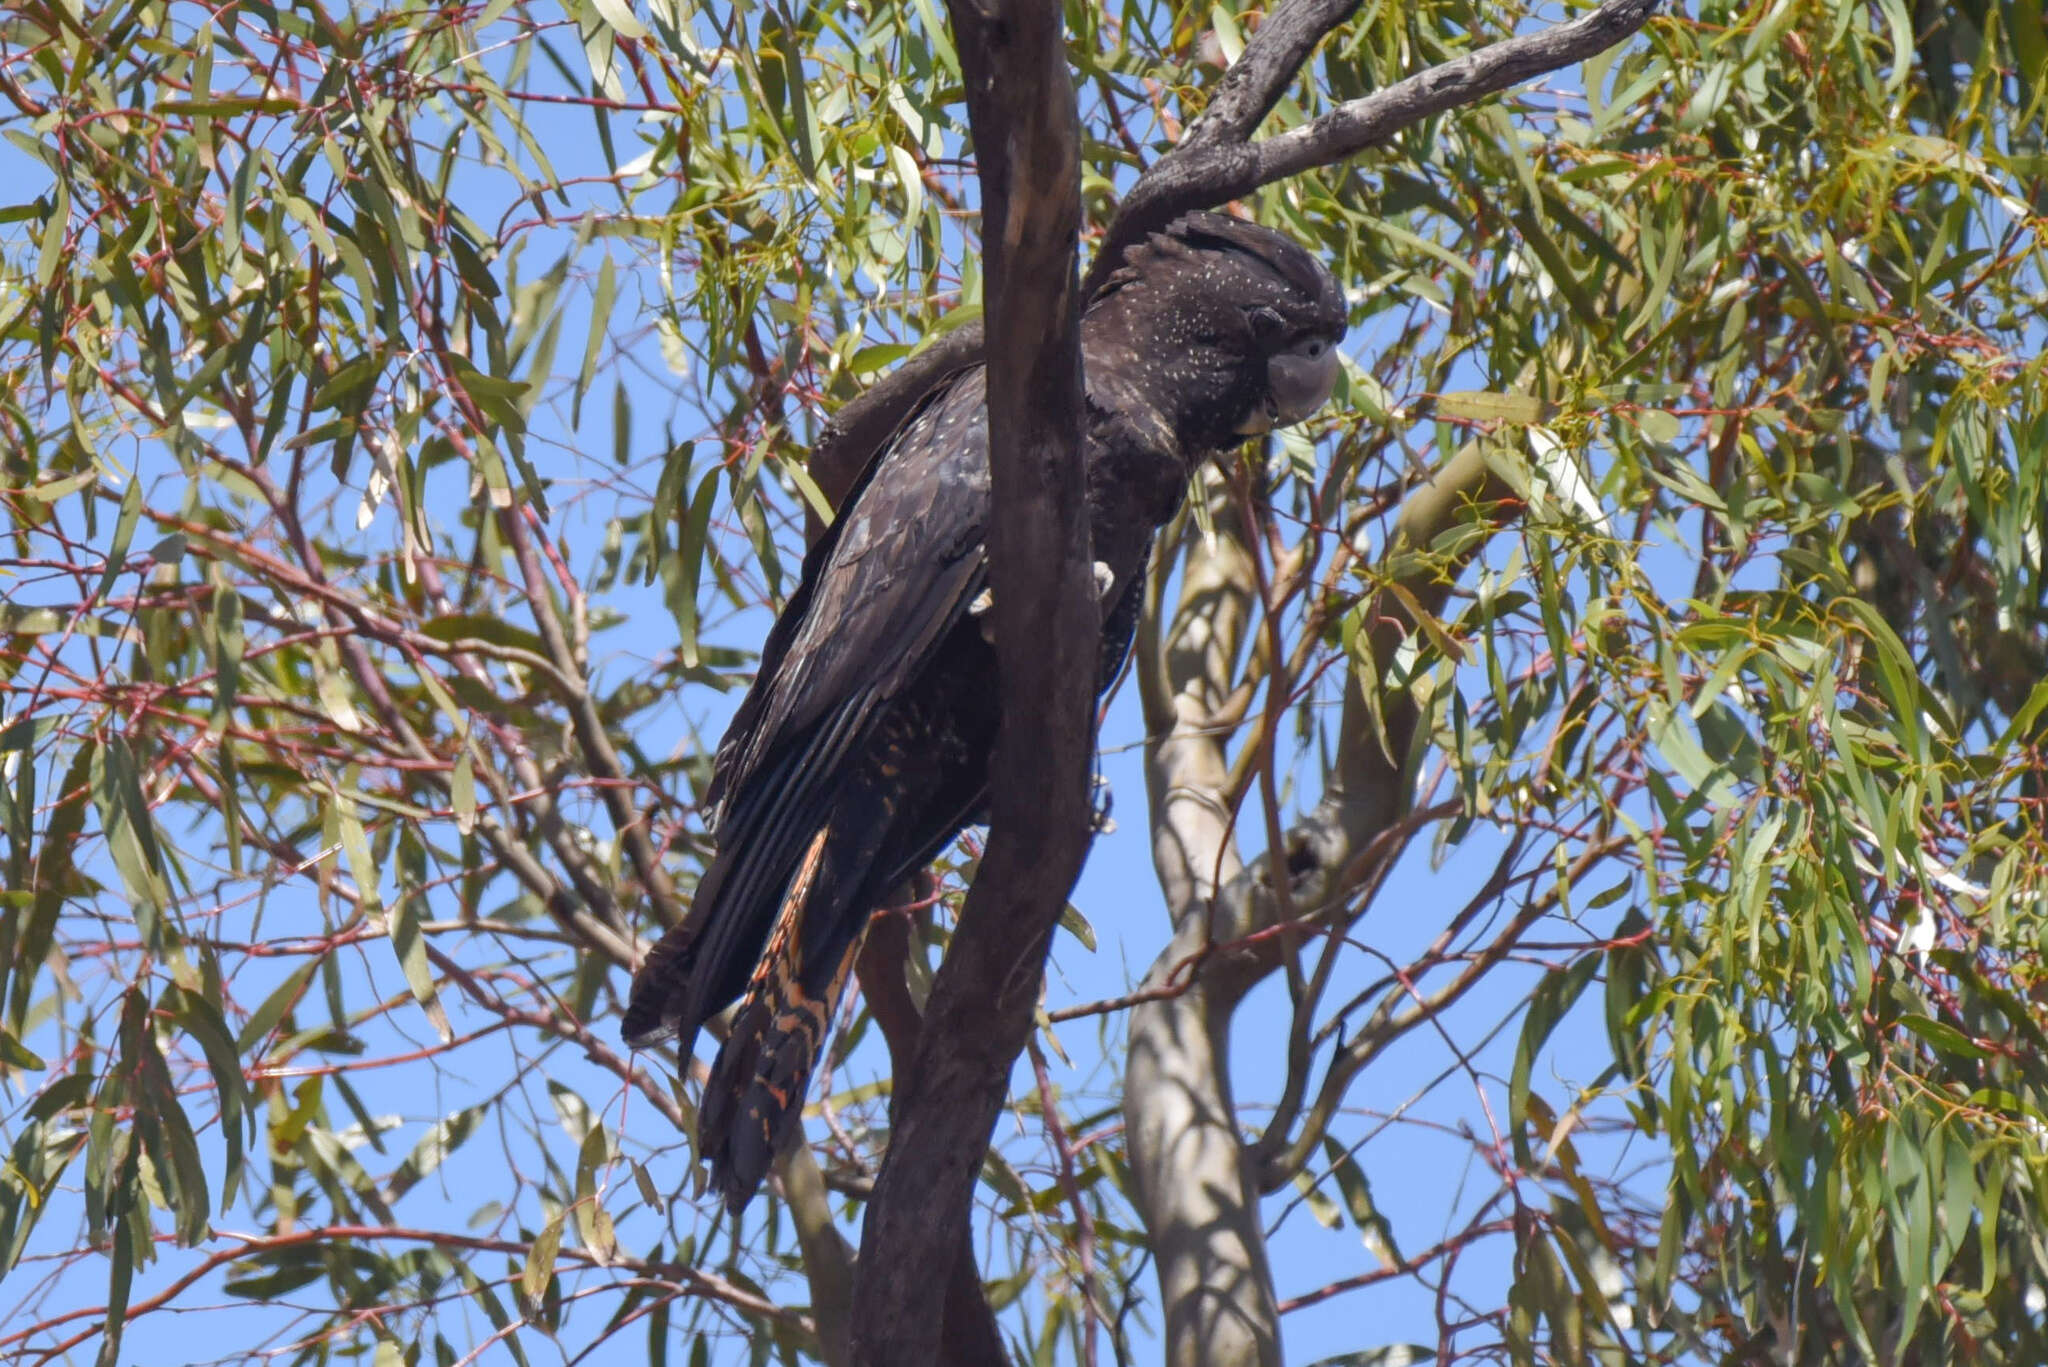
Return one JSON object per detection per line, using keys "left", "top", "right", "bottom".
{"left": 591, "top": 0, "right": 648, "bottom": 39}
{"left": 0, "top": 1028, "right": 44, "bottom": 1071}
{"left": 308, "top": 352, "right": 383, "bottom": 412}
{"left": 13, "top": 470, "right": 95, "bottom": 502}
{"left": 94, "top": 472, "right": 143, "bottom": 606}
{"left": 385, "top": 1106, "right": 485, "bottom": 1203}
{"left": 1289, "top": 1164, "right": 1343, "bottom": 1231}
{"left": 95, "top": 1221, "right": 135, "bottom": 1367}
{"left": 0, "top": 715, "right": 49, "bottom": 752}
{"left": 632, "top": 1160, "right": 665, "bottom": 1214}
{"left": 670, "top": 467, "right": 720, "bottom": 668}
{"left": 450, "top": 749, "right": 477, "bottom": 834}
{"left": 1510, "top": 956, "right": 1600, "bottom": 1167}
{"left": 574, "top": 254, "right": 615, "bottom": 428}
{"left": 123, "top": 989, "right": 210, "bottom": 1246}
{"left": 417, "top": 614, "right": 551, "bottom": 659}
{"left": 235, "top": 961, "right": 319, "bottom": 1054}
{"left": 1897, "top": 1014, "right": 1989, "bottom": 1061}
{"left": 154, "top": 97, "right": 299, "bottom": 115}
{"left": 90, "top": 738, "right": 166, "bottom": 941}
{"left": 316, "top": 666, "right": 365, "bottom": 734}
{"left": 1435, "top": 390, "right": 1547, "bottom": 425}
{"left": 521, "top": 1209, "right": 564, "bottom": 1305}
{"left": 387, "top": 881, "right": 450, "bottom": 1042}
{"left": 1321, "top": 1136, "right": 1401, "bottom": 1265}
{"left": 165, "top": 985, "right": 250, "bottom": 1205}
{"left": 1634, "top": 408, "right": 1682, "bottom": 444}
{"left": 1646, "top": 699, "right": 1735, "bottom": 805}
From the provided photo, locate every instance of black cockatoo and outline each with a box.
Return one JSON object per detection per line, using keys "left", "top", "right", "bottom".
{"left": 624, "top": 213, "right": 1346, "bottom": 1210}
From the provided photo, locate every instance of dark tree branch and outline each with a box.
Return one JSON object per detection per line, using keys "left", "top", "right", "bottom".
{"left": 1175, "top": 0, "right": 1363, "bottom": 151}
{"left": 851, "top": 886, "right": 1010, "bottom": 1367}
{"left": 848, "top": 0, "right": 1091, "bottom": 1362}
{"left": 1091, "top": 0, "right": 1663, "bottom": 289}
{"left": 810, "top": 0, "right": 1660, "bottom": 503}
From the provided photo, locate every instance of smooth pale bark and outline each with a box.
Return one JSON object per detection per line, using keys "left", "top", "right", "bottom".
{"left": 1129, "top": 448, "right": 1511, "bottom": 1367}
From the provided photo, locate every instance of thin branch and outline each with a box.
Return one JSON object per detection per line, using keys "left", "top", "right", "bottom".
{"left": 1095, "top": 0, "right": 1664, "bottom": 284}
{"left": 1257, "top": 837, "right": 1628, "bottom": 1192}
{"left": 500, "top": 505, "right": 685, "bottom": 930}
{"left": 1274, "top": 1217, "right": 1520, "bottom": 1314}
{"left": 805, "top": 0, "right": 1659, "bottom": 556}
{"left": 7, "top": 1224, "right": 801, "bottom": 1365}
{"left": 1029, "top": 1038, "right": 1105, "bottom": 1367}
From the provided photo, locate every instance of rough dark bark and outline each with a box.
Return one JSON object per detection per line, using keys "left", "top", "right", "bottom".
{"left": 808, "top": 0, "right": 1661, "bottom": 522}
{"left": 851, "top": 889, "right": 1010, "bottom": 1367}
{"left": 1093, "top": 0, "right": 1664, "bottom": 289}
{"left": 846, "top": 0, "right": 1091, "bottom": 1363}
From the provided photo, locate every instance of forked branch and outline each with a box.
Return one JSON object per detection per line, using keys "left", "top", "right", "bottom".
{"left": 814, "top": 0, "right": 1664, "bottom": 496}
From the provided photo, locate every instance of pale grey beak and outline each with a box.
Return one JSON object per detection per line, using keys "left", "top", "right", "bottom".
{"left": 1267, "top": 338, "right": 1341, "bottom": 427}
